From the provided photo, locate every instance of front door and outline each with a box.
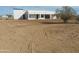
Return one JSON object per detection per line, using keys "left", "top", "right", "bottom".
{"left": 45, "top": 14, "right": 50, "bottom": 19}
{"left": 36, "top": 14, "right": 39, "bottom": 19}
{"left": 23, "top": 14, "right": 26, "bottom": 19}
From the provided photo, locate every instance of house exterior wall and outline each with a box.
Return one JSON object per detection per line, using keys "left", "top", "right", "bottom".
{"left": 27, "top": 10, "right": 56, "bottom": 20}
{"left": 28, "top": 14, "right": 37, "bottom": 20}
{"left": 14, "top": 10, "right": 26, "bottom": 20}
{"left": 28, "top": 14, "right": 45, "bottom": 20}
{"left": 13, "top": 10, "right": 56, "bottom": 20}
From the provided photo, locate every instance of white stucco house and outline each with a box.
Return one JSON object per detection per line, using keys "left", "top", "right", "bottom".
{"left": 13, "top": 9, "right": 57, "bottom": 20}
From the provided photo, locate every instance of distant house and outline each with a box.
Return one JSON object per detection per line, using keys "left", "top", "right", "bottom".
{"left": 6, "top": 14, "right": 13, "bottom": 20}
{"left": 1, "top": 14, "right": 13, "bottom": 20}
{"left": 2, "top": 15, "right": 8, "bottom": 20}
{"left": 13, "top": 9, "right": 57, "bottom": 20}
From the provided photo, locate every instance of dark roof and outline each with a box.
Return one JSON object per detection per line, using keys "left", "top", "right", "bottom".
{"left": 13, "top": 8, "right": 23, "bottom": 10}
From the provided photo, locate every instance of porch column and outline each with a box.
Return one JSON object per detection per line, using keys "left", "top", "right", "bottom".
{"left": 39, "top": 14, "right": 41, "bottom": 20}
{"left": 28, "top": 14, "right": 29, "bottom": 20}
{"left": 50, "top": 14, "right": 52, "bottom": 20}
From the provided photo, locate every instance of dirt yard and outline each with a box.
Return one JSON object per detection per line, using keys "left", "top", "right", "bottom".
{"left": 0, "top": 20, "right": 78, "bottom": 53}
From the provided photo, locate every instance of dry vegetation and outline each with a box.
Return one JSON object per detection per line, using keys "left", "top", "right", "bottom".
{"left": 0, "top": 20, "right": 78, "bottom": 52}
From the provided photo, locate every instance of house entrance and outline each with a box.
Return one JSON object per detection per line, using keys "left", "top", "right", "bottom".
{"left": 45, "top": 14, "right": 50, "bottom": 19}
{"left": 23, "top": 14, "right": 26, "bottom": 19}
{"left": 36, "top": 14, "right": 39, "bottom": 19}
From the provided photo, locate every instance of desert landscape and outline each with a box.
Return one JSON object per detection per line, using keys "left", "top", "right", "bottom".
{"left": 0, "top": 20, "right": 78, "bottom": 52}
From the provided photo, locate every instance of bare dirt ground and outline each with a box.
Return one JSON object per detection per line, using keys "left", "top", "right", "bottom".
{"left": 0, "top": 20, "right": 78, "bottom": 53}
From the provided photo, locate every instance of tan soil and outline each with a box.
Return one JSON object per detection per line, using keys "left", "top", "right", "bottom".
{"left": 0, "top": 20, "right": 78, "bottom": 53}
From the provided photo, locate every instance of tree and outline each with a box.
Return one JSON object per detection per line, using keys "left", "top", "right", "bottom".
{"left": 56, "top": 6, "right": 77, "bottom": 23}
{"left": 76, "top": 15, "right": 79, "bottom": 23}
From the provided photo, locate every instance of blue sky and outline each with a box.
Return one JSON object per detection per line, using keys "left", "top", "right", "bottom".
{"left": 0, "top": 6, "right": 79, "bottom": 15}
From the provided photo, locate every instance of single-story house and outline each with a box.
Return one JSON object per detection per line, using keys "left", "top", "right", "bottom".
{"left": 1, "top": 15, "right": 8, "bottom": 20}
{"left": 13, "top": 9, "right": 57, "bottom": 20}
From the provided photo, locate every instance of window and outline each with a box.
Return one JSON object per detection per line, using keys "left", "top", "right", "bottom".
{"left": 29, "top": 14, "right": 36, "bottom": 18}
{"left": 45, "top": 14, "right": 50, "bottom": 19}
{"left": 41, "top": 14, "right": 45, "bottom": 18}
